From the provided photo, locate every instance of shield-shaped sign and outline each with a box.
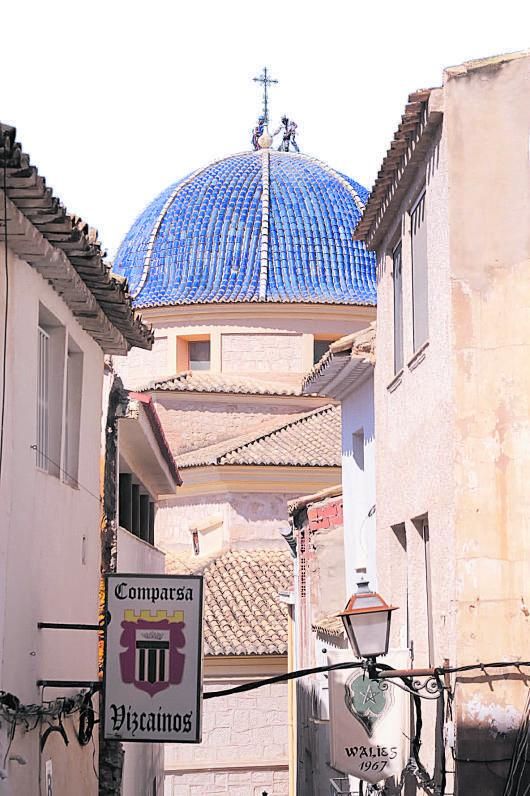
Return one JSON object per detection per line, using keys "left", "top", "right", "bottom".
{"left": 328, "top": 649, "right": 409, "bottom": 785}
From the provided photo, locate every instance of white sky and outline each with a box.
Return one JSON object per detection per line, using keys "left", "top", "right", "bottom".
{"left": 2, "top": 0, "right": 529, "bottom": 257}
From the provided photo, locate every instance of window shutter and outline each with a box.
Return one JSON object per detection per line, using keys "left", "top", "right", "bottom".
{"left": 411, "top": 193, "right": 428, "bottom": 350}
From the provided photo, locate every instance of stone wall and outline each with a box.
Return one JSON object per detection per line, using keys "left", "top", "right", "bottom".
{"left": 154, "top": 395, "right": 308, "bottom": 455}
{"left": 221, "top": 332, "right": 303, "bottom": 373}
{"left": 156, "top": 492, "right": 296, "bottom": 554}
{"left": 164, "top": 673, "right": 288, "bottom": 796}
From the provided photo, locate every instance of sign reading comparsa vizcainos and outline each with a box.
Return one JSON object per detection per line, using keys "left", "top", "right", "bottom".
{"left": 103, "top": 574, "right": 203, "bottom": 743}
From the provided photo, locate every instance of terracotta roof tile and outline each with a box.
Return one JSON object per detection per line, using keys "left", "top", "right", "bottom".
{"left": 302, "top": 324, "right": 376, "bottom": 396}
{"left": 166, "top": 549, "right": 292, "bottom": 656}
{"left": 177, "top": 404, "right": 341, "bottom": 468}
{"left": 137, "top": 371, "right": 305, "bottom": 396}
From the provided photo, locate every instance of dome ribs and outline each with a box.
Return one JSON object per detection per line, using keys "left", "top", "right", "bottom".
{"left": 112, "top": 150, "right": 376, "bottom": 308}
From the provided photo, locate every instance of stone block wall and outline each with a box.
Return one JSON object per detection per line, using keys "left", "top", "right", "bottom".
{"left": 164, "top": 677, "right": 288, "bottom": 795}
{"left": 154, "top": 396, "right": 307, "bottom": 455}
{"left": 221, "top": 332, "right": 303, "bottom": 373}
{"left": 156, "top": 492, "right": 295, "bottom": 554}
{"left": 165, "top": 767, "right": 289, "bottom": 796}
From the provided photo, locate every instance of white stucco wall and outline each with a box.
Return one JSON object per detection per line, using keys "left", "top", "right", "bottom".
{"left": 117, "top": 527, "right": 165, "bottom": 796}
{"left": 340, "top": 373, "right": 376, "bottom": 594}
{"left": 0, "top": 250, "right": 103, "bottom": 795}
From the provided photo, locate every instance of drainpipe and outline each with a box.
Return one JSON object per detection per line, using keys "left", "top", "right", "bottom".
{"left": 99, "top": 372, "right": 128, "bottom": 795}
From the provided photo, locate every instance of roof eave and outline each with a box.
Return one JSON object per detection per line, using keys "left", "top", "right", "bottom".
{"left": 354, "top": 88, "right": 443, "bottom": 250}
{"left": 0, "top": 123, "right": 153, "bottom": 352}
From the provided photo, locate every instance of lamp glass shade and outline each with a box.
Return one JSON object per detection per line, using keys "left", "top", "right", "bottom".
{"left": 342, "top": 610, "right": 392, "bottom": 659}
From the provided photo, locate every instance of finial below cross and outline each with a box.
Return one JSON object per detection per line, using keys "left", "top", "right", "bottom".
{"left": 253, "top": 67, "right": 278, "bottom": 127}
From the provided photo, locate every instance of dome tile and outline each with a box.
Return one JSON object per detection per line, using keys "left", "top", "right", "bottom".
{"left": 114, "top": 150, "right": 376, "bottom": 307}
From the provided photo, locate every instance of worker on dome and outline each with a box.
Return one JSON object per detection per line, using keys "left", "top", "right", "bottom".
{"left": 251, "top": 116, "right": 266, "bottom": 150}
{"left": 274, "top": 116, "right": 299, "bottom": 153}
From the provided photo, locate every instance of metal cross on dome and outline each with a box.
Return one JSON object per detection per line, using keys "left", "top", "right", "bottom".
{"left": 253, "top": 67, "right": 278, "bottom": 127}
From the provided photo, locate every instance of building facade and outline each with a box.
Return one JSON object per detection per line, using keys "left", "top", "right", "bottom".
{"left": 355, "top": 50, "right": 530, "bottom": 794}
{"left": 0, "top": 124, "right": 151, "bottom": 795}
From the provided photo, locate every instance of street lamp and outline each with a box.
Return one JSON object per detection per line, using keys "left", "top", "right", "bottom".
{"left": 338, "top": 580, "right": 398, "bottom": 660}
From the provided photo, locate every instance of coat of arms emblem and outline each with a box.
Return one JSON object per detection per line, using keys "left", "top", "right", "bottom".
{"left": 344, "top": 670, "right": 394, "bottom": 737}
{"left": 119, "top": 609, "right": 186, "bottom": 696}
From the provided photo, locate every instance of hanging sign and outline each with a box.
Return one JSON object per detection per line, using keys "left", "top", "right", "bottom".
{"left": 103, "top": 573, "right": 203, "bottom": 743}
{"left": 328, "top": 650, "right": 409, "bottom": 785}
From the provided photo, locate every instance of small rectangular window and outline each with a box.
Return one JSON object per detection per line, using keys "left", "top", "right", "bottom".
{"left": 188, "top": 340, "right": 210, "bottom": 371}
{"left": 313, "top": 339, "right": 334, "bottom": 365}
{"left": 411, "top": 191, "right": 428, "bottom": 351}
{"left": 393, "top": 243, "right": 403, "bottom": 374}
{"left": 352, "top": 429, "right": 364, "bottom": 471}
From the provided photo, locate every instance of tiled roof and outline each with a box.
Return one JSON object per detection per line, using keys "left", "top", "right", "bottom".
{"left": 302, "top": 324, "right": 376, "bottom": 397}
{"left": 138, "top": 371, "right": 305, "bottom": 396}
{"left": 166, "top": 549, "right": 292, "bottom": 655}
{"left": 113, "top": 150, "right": 377, "bottom": 308}
{"left": 177, "top": 404, "right": 341, "bottom": 468}
{"left": 0, "top": 123, "right": 152, "bottom": 354}
{"left": 312, "top": 613, "right": 346, "bottom": 638}
{"left": 354, "top": 90, "right": 436, "bottom": 247}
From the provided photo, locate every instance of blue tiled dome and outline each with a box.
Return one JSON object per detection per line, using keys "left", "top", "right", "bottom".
{"left": 113, "top": 150, "right": 376, "bottom": 307}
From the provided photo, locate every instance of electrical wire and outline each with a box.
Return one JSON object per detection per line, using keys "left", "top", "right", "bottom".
{"left": 203, "top": 660, "right": 364, "bottom": 699}
{"left": 30, "top": 444, "right": 101, "bottom": 502}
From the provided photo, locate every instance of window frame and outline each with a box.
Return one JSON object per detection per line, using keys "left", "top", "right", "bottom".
{"left": 392, "top": 241, "right": 404, "bottom": 375}
{"left": 410, "top": 189, "right": 428, "bottom": 353}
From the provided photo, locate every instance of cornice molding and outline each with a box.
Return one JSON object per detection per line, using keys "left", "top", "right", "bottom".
{"left": 136, "top": 302, "right": 376, "bottom": 326}
{"left": 160, "top": 464, "right": 342, "bottom": 498}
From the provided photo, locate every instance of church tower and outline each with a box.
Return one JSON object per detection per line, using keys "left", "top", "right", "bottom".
{"left": 113, "top": 104, "right": 376, "bottom": 793}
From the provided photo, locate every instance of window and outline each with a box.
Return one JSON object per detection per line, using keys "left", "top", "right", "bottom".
{"left": 118, "top": 471, "right": 155, "bottom": 545}
{"left": 313, "top": 338, "right": 334, "bottom": 365}
{"left": 411, "top": 514, "right": 434, "bottom": 667}
{"left": 411, "top": 191, "right": 428, "bottom": 351}
{"left": 36, "top": 326, "right": 49, "bottom": 471}
{"left": 36, "top": 305, "right": 68, "bottom": 478}
{"left": 63, "top": 339, "right": 83, "bottom": 486}
{"left": 352, "top": 429, "right": 364, "bottom": 471}
{"left": 176, "top": 336, "right": 210, "bottom": 371}
{"left": 189, "top": 340, "right": 210, "bottom": 371}
{"left": 392, "top": 243, "right": 403, "bottom": 374}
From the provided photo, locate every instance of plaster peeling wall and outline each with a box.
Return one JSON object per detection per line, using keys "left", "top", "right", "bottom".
{"left": 446, "top": 55, "right": 530, "bottom": 790}
{"left": 156, "top": 492, "right": 295, "bottom": 555}
{"left": 164, "top": 678, "right": 288, "bottom": 796}
{"left": 221, "top": 332, "right": 303, "bottom": 373}
{"left": 374, "top": 121, "right": 453, "bottom": 786}
{"left": 154, "top": 396, "right": 308, "bottom": 456}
